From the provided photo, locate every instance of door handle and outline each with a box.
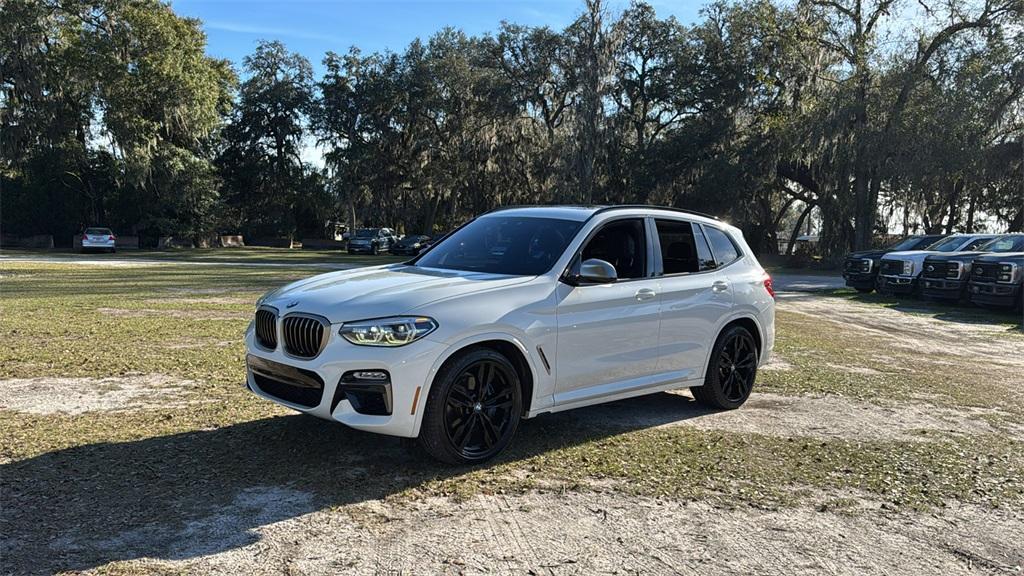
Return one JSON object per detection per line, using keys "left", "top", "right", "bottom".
{"left": 712, "top": 281, "right": 729, "bottom": 293}
{"left": 635, "top": 288, "right": 657, "bottom": 301}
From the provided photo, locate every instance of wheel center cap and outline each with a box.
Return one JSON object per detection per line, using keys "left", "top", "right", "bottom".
{"left": 473, "top": 402, "right": 483, "bottom": 412}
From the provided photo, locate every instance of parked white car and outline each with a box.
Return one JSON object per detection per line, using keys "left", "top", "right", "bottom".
{"left": 80, "top": 227, "right": 117, "bottom": 253}
{"left": 245, "top": 206, "right": 776, "bottom": 463}
{"left": 877, "top": 233, "right": 995, "bottom": 295}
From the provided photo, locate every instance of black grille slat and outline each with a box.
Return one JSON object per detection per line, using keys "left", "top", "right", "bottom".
{"left": 879, "top": 260, "right": 903, "bottom": 275}
{"left": 973, "top": 263, "right": 998, "bottom": 281}
{"left": 282, "top": 315, "right": 327, "bottom": 359}
{"left": 844, "top": 258, "right": 869, "bottom": 273}
{"left": 923, "top": 261, "right": 958, "bottom": 280}
{"left": 255, "top": 309, "right": 277, "bottom": 350}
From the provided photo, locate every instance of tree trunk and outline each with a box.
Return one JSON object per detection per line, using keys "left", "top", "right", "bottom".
{"left": 965, "top": 187, "right": 977, "bottom": 233}
{"left": 786, "top": 202, "right": 815, "bottom": 257}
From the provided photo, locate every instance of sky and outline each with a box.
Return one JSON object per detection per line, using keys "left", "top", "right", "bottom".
{"left": 172, "top": 0, "right": 707, "bottom": 76}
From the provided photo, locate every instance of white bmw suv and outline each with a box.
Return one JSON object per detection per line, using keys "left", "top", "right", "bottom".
{"left": 245, "top": 206, "right": 775, "bottom": 464}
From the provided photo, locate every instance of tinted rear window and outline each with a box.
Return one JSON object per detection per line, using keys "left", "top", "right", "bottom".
{"left": 85, "top": 228, "right": 111, "bottom": 235}
{"left": 703, "top": 226, "right": 741, "bottom": 268}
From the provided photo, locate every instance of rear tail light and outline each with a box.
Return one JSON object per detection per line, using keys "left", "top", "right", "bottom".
{"left": 763, "top": 274, "right": 775, "bottom": 299}
{"left": 109, "top": 234, "right": 117, "bottom": 240}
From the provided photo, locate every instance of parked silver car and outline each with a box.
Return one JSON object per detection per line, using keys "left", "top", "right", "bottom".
{"left": 80, "top": 227, "right": 117, "bottom": 253}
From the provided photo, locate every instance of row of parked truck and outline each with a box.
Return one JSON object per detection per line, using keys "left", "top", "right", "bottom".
{"left": 843, "top": 233, "right": 1024, "bottom": 310}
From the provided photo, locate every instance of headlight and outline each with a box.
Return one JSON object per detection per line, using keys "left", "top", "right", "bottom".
{"left": 338, "top": 316, "right": 438, "bottom": 346}
{"left": 902, "top": 261, "right": 914, "bottom": 276}
{"left": 412, "top": 243, "right": 421, "bottom": 249}
{"left": 860, "top": 259, "right": 872, "bottom": 273}
{"left": 998, "top": 263, "right": 1019, "bottom": 283}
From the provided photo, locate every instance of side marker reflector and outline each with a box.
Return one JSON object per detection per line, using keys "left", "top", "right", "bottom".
{"left": 410, "top": 386, "right": 422, "bottom": 415}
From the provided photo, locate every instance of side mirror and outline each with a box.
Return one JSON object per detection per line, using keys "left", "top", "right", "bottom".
{"left": 577, "top": 258, "right": 617, "bottom": 284}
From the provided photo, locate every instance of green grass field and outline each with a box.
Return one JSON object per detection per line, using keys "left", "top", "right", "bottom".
{"left": 2, "top": 259, "right": 1021, "bottom": 511}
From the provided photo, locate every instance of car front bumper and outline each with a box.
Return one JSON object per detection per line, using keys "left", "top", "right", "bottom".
{"left": 968, "top": 281, "right": 1022, "bottom": 308}
{"left": 244, "top": 324, "right": 448, "bottom": 437}
{"left": 878, "top": 274, "right": 917, "bottom": 294}
{"left": 347, "top": 244, "right": 376, "bottom": 253}
{"left": 921, "top": 278, "right": 966, "bottom": 300}
{"left": 842, "top": 272, "right": 876, "bottom": 290}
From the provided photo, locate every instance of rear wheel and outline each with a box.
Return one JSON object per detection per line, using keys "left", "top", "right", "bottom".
{"left": 418, "top": 348, "right": 522, "bottom": 465}
{"left": 691, "top": 325, "right": 758, "bottom": 409}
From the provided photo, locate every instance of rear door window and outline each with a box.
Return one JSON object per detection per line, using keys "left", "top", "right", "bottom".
{"left": 654, "top": 219, "right": 700, "bottom": 274}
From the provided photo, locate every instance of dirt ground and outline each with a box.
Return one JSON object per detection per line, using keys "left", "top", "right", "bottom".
{"left": 87, "top": 490, "right": 1024, "bottom": 575}
{"left": 2, "top": 281, "right": 1023, "bottom": 575}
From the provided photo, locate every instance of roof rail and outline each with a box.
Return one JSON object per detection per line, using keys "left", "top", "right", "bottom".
{"left": 483, "top": 204, "right": 721, "bottom": 221}
{"left": 592, "top": 205, "right": 721, "bottom": 221}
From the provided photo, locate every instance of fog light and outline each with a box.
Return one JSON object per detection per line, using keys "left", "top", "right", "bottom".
{"left": 353, "top": 370, "right": 388, "bottom": 381}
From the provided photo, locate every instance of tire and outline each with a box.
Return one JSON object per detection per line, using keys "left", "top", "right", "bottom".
{"left": 855, "top": 287, "right": 873, "bottom": 294}
{"left": 418, "top": 348, "right": 522, "bottom": 465}
{"left": 691, "top": 325, "right": 758, "bottom": 410}
{"left": 371, "top": 244, "right": 379, "bottom": 256}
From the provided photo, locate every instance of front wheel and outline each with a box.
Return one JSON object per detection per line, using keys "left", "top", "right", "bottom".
{"left": 418, "top": 348, "right": 522, "bottom": 464}
{"left": 691, "top": 325, "right": 758, "bottom": 409}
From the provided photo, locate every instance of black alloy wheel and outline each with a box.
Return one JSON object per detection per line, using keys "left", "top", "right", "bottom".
{"left": 419, "top": 348, "right": 522, "bottom": 464}
{"left": 691, "top": 325, "right": 758, "bottom": 409}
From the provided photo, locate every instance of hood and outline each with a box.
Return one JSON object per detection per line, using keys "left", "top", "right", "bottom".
{"left": 973, "top": 251, "right": 1024, "bottom": 263}
{"left": 923, "top": 250, "right": 990, "bottom": 263}
{"left": 846, "top": 249, "right": 888, "bottom": 260}
{"left": 260, "top": 264, "right": 534, "bottom": 323}
{"left": 881, "top": 250, "right": 937, "bottom": 263}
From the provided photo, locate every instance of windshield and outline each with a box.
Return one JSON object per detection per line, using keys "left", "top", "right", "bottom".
{"left": 928, "top": 236, "right": 970, "bottom": 252}
{"left": 354, "top": 229, "right": 376, "bottom": 238}
{"left": 888, "top": 236, "right": 930, "bottom": 251}
{"left": 85, "top": 228, "right": 111, "bottom": 235}
{"left": 980, "top": 235, "right": 1024, "bottom": 253}
{"left": 414, "top": 216, "right": 582, "bottom": 275}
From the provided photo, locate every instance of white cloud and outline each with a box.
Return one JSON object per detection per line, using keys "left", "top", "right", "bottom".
{"left": 204, "top": 20, "right": 345, "bottom": 43}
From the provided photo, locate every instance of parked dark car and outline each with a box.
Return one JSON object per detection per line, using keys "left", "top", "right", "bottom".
{"left": 842, "top": 235, "right": 945, "bottom": 293}
{"left": 390, "top": 234, "right": 433, "bottom": 256}
{"left": 967, "top": 235, "right": 1024, "bottom": 310}
{"left": 921, "top": 234, "right": 1021, "bottom": 302}
{"left": 347, "top": 228, "right": 397, "bottom": 255}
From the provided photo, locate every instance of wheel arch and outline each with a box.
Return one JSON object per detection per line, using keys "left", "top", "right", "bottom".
{"left": 700, "top": 314, "right": 764, "bottom": 381}
{"left": 412, "top": 333, "right": 539, "bottom": 436}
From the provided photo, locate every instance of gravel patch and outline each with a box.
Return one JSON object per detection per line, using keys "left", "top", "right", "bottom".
{"left": 0, "top": 374, "right": 198, "bottom": 415}
{"left": 777, "top": 294, "right": 1024, "bottom": 370}
{"left": 572, "top": 390, "right": 1023, "bottom": 442}
{"left": 73, "top": 490, "right": 1024, "bottom": 575}
{"left": 96, "top": 307, "right": 248, "bottom": 321}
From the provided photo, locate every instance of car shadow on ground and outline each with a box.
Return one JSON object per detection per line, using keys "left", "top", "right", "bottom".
{"left": 2, "top": 391, "right": 716, "bottom": 574}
